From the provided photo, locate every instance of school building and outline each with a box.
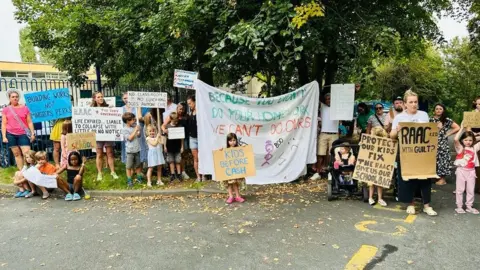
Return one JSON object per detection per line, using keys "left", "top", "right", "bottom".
{"left": 0, "top": 61, "right": 97, "bottom": 81}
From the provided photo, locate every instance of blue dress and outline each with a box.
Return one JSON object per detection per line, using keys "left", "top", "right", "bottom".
{"left": 121, "top": 106, "right": 149, "bottom": 164}
{"left": 147, "top": 140, "right": 165, "bottom": 167}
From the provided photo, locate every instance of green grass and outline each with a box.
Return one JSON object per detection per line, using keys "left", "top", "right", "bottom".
{"left": 0, "top": 158, "right": 204, "bottom": 191}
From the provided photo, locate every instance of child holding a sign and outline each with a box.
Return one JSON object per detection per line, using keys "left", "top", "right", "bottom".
{"left": 146, "top": 125, "right": 165, "bottom": 187}
{"left": 164, "top": 112, "right": 184, "bottom": 182}
{"left": 222, "top": 133, "right": 246, "bottom": 204}
{"left": 453, "top": 123, "right": 480, "bottom": 214}
{"left": 121, "top": 112, "right": 144, "bottom": 187}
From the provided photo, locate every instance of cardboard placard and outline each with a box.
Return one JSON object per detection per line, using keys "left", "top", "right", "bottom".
{"left": 353, "top": 134, "right": 398, "bottom": 188}
{"left": 213, "top": 145, "right": 256, "bottom": 181}
{"left": 77, "top": 97, "right": 116, "bottom": 107}
{"left": 174, "top": 69, "right": 198, "bottom": 89}
{"left": 168, "top": 127, "right": 185, "bottom": 139}
{"left": 66, "top": 132, "right": 97, "bottom": 150}
{"left": 463, "top": 112, "right": 480, "bottom": 128}
{"left": 72, "top": 107, "right": 123, "bottom": 141}
{"left": 128, "top": 91, "right": 167, "bottom": 108}
{"left": 399, "top": 122, "right": 439, "bottom": 180}
{"left": 24, "top": 88, "right": 72, "bottom": 123}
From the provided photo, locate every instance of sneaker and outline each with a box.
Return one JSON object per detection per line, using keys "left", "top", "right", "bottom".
{"left": 127, "top": 179, "right": 134, "bottom": 187}
{"left": 176, "top": 174, "right": 182, "bottom": 181}
{"left": 181, "top": 171, "right": 190, "bottom": 180}
{"left": 310, "top": 173, "right": 321, "bottom": 181}
{"left": 235, "top": 197, "right": 245, "bottom": 203}
{"left": 406, "top": 205, "right": 416, "bottom": 214}
{"left": 97, "top": 173, "right": 103, "bottom": 181}
{"left": 14, "top": 191, "right": 24, "bottom": 198}
{"left": 156, "top": 181, "right": 165, "bottom": 186}
{"left": 136, "top": 175, "right": 144, "bottom": 184}
{"left": 65, "top": 193, "right": 73, "bottom": 201}
{"left": 378, "top": 199, "right": 387, "bottom": 207}
{"left": 72, "top": 193, "right": 81, "bottom": 201}
{"left": 170, "top": 174, "right": 175, "bottom": 182}
{"left": 195, "top": 178, "right": 202, "bottom": 183}
{"left": 226, "top": 197, "right": 234, "bottom": 204}
{"left": 147, "top": 182, "right": 152, "bottom": 187}
{"left": 368, "top": 198, "right": 375, "bottom": 205}
{"left": 423, "top": 207, "right": 438, "bottom": 216}
{"left": 25, "top": 191, "right": 35, "bottom": 198}
{"left": 111, "top": 172, "right": 119, "bottom": 180}
{"left": 20, "top": 190, "right": 31, "bottom": 197}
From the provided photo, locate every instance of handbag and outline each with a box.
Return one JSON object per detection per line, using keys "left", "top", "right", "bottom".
{"left": 8, "top": 106, "right": 32, "bottom": 139}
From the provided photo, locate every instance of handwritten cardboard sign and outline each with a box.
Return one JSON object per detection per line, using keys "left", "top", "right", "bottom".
{"left": 463, "top": 112, "right": 480, "bottom": 128}
{"left": 174, "top": 69, "right": 198, "bottom": 89}
{"left": 213, "top": 145, "right": 256, "bottom": 181}
{"left": 399, "top": 122, "right": 439, "bottom": 180}
{"left": 128, "top": 91, "right": 167, "bottom": 108}
{"left": 66, "top": 132, "right": 97, "bottom": 150}
{"left": 72, "top": 107, "right": 123, "bottom": 141}
{"left": 353, "top": 134, "right": 397, "bottom": 188}
{"left": 24, "top": 88, "right": 72, "bottom": 123}
{"left": 168, "top": 127, "right": 185, "bottom": 139}
{"left": 77, "top": 97, "right": 116, "bottom": 107}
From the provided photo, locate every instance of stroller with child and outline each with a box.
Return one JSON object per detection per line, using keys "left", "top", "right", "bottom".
{"left": 326, "top": 139, "right": 369, "bottom": 201}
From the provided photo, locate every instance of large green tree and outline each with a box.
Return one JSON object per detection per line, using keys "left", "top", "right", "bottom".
{"left": 18, "top": 26, "right": 37, "bottom": 63}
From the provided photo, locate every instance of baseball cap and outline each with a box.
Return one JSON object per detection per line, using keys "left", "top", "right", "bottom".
{"left": 393, "top": 96, "right": 402, "bottom": 102}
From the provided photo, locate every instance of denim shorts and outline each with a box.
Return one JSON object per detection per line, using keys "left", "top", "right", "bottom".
{"left": 6, "top": 132, "right": 30, "bottom": 148}
{"left": 189, "top": 137, "right": 198, "bottom": 150}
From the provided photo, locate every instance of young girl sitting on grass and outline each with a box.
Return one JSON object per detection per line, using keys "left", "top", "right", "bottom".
{"left": 222, "top": 133, "right": 246, "bottom": 204}
{"left": 56, "top": 152, "right": 86, "bottom": 201}
{"left": 13, "top": 150, "right": 36, "bottom": 198}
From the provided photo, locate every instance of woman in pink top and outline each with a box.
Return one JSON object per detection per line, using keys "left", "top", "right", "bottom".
{"left": 1, "top": 89, "right": 35, "bottom": 170}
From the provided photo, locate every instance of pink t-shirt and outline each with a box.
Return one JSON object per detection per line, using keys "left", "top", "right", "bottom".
{"left": 455, "top": 143, "right": 480, "bottom": 168}
{"left": 3, "top": 106, "right": 30, "bottom": 135}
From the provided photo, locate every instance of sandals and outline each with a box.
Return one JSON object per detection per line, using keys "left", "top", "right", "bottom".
{"left": 466, "top": 208, "right": 480, "bottom": 215}
{"left": 423, "top": 207, "right": 438, "bottom": 216}
{"left": 368, "top": 198, "right": 375, "bottom": 205}
{"left": 42, "top": 192, "right": 50, "bottom": 200}
{"left": 406, "top": 205, "right": 416, "bottom": 214}
{"left": 378, "top": 199, "right": 387, "bottom": 207}
{"left": 455, "top": 208, "right": 466, "bottom": 214}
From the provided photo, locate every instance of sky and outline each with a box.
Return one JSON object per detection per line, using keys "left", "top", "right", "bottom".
{"left": 0, "top": 0, "right": 471, "bottom": 62}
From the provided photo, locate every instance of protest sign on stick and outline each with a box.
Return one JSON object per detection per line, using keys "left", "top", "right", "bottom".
{"left": 72, "top": 107, "right": 123, "bottom": 141}
{"left": 128, "top": 91, "right": 167, "bottom": 108}
{"left": 66, "top": 132, "right": 97, "bottom": 151}
{"left": 213, "top": 145, "right": 256, "bottom": 181}
{"left": 330, "top": 84, "right": 355, "bottom": 120}
{"left": 353, "top": 134, "right": 397, "bottom": 188}
{"left": 168, "top": 127, "right": 185, "bottom": 140}
{"left": 463, "top": 112, "right": 480, "bottom": 128}
{"left": 174, "top": 69, "right": 198, "bottom": 89}
{"left": 399, "top": 122, "right": 439, "bottom": 180}
{"left": 24, "top": 88, "right": 72, "bottom": 123}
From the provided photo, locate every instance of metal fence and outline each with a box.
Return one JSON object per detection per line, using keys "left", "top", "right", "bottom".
{"left": 0, "top": 77, "right": 195, "bottom": 168}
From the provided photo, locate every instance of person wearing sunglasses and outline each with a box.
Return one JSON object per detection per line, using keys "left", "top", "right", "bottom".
{"left": 366, "top": 103, "right": 388, "bottom": 137}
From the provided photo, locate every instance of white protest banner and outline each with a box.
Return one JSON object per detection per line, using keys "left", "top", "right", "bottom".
{"left": 195, "top": 80, "right": 319, "bottom": 185}
{"left": 72, "top": 107, "right": 123, "bottom": 141}
{"left": 330, "top": 84, "right": 355, "bottom": 120}
{"left": 168, "top": 127, "right": 185, "bottom": 139}
{"left": 128, "top": 91, "right": 167, "bottom": 108}
{"left": 23, "top": 167, "right": 58, "bottom": 189}
{"left": 77, "top": 97, "right": 116, "bottom": 107}
{"left": 174, "top": 69, "right": 198, "bottom": 89}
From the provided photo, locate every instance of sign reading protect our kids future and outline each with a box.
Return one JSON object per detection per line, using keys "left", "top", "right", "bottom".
{"left": 353, "top": 134, "right": 397, "bottom": 188}
{"left": 399, "top": 122, "right": 439, "bottom": 180}
{"left": 24, "top": 88, "right": 72, "bottom": 123}
{"left": 195, "top": 80, "right": 319, "bottom": 185}
{"left": 213, "top": 145, "right": 256, "bottom": 181}
{"left": 72, "top": 107, "right": 123, "bottom": 141}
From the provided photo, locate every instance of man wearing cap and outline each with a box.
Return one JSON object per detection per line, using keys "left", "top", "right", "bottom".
{"left": 385, "top": 96, "right": 404, "bottom": 132}
{"left": 311, "top": 92, "right": 339, "bottom": 180}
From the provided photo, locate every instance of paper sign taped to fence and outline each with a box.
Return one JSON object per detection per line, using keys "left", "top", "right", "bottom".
{"left": 399, "top": 122, "right": 439, "bottom": 180}
{"left": 23, "top": 166, "right": 58, "bottom": 189}
{"left": 168, "top": 127, "right": 185, "bottom": 139}
{"left": 66, "top": 132, "right": 97, "bottom": 150}
{"left": 353, "top": 134, "right": 397, "bottom": 188}
{"left": 77, "top": 97, "right": 116, "bottom": 107}
{"left": 330, "top": 84, "right": 355, "bottom": 120}
{"left": 72, "top": 107, "right": 123, "bottom": 141}
{"left": 24, "top": 88, "right": 72, "bottom": 123}
{"left": 128, "top": 91, "right": 167, "bottom": 108}
{"left": 463, "top": 112, "right": 480, "bottom": 128}
{"left": 213, "top": 145, "right": 256, "bottom": 181}
{"left": 174, "top": 69, "right": 198, "bottom": 89}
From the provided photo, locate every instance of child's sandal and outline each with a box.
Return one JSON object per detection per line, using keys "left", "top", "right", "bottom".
{"left": 423, "top": 207, "right": 438, "bottom": 216}
{"left": 466, "top": 208, "right": 479, "bottom": 215}
{"left": 455, "top": 208, "right": 466, "bottom": 214}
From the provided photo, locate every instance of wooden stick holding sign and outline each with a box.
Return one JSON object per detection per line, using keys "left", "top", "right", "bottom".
{"left": 353, "top": 134, "right": 397, "bottom": 188}
{"left": 212, "top": 145, "right": 256, "bottom": 181}
{"left": 398, "top": 122, "right": 439, "bottom": 180}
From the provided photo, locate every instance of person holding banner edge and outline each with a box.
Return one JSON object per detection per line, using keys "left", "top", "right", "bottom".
{"left": 91, "top": 91, "right": 119, "bottom": 181}
{"left": 390, "top": 89, "right": 437, "bottom": 216}
{"left": 1, "top": 89, "right": 35, "bottom": 170}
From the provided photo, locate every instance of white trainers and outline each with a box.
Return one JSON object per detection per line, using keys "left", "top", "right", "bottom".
{"left": 195, "top": 178, "right": 202, "bottom": 183}
{"left": 96, "top": 173, "right": 103, "bottom": 181}
{"left": 181, "top": 171, "right": 190, "bottom": 180}
{"left": 111, "top": 172, "right": 119, "bottom": 180}
{"left": 378, "top": 199, "right": 387, "bottom": 207}
{"left": 310, "top": 173, "right": 321, "bottom": 180}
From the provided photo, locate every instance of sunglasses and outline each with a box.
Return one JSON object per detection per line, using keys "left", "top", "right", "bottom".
{"left": 375, "top": 107, "right": 384, "bottom": 110}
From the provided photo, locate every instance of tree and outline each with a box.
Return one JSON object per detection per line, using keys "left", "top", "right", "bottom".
{"left": 19, "top": 26, "right": 37, "bottom": 63}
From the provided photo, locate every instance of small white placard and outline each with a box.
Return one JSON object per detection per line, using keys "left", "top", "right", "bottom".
{"left": 78, "top": 97, "right": 116, "bottom": 107}
{"left": 168, "top": 127, "right": 185, "bottom": 139}
{"left": 127, "top": 91, "right": 167, "bottom": 108}
{"left": 330, "top": 84, "right": 355, "bottom": 120}
{"left": 173, "top": 69, "right": 198, "bottom": 89}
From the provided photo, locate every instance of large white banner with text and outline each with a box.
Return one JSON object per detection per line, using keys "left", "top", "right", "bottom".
{"left": 195, "top": 80, "right": 319, "bottom": 185}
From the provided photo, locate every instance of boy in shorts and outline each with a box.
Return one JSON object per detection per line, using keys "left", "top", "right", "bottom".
{"left": 121, "top": 112, "right": 144, "bottom": 187}
{"left": 164, "top": 112, "right": 184, "bottom": 181}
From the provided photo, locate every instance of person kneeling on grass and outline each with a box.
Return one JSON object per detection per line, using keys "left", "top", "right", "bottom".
{"left": 28, "top": 151, "right": 72, "bottom": 199}
{"left": 56, "top": 152, "right": 86, "bottom": 201}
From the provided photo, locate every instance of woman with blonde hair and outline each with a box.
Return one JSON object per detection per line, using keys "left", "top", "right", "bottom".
{"left": 390, "top": 89, "right": 437, "bottom": 216}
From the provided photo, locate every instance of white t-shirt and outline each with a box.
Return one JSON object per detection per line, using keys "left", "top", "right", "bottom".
{"left": 320, "top": 103, "right": 339, "bottom": 133}
{"left": 391, "top": 110, "right": 429, "bottom": 129}
{"left": 162, "top": 103, "right": 178, "bottom": 122}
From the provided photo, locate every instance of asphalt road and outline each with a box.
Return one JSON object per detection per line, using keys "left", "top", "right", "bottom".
{"left": 0, "top": 182, "right": 479, "bottom": 270}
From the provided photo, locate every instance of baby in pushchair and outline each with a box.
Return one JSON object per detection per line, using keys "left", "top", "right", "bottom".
{"left": 333, "top": 142, "right": 356, "bottom": 185}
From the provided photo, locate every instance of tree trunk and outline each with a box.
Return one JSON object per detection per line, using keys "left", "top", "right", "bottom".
{"left": 313, "top": 53, "right": 326, "bottom": 87}
{"left": 324, "top": 50, "right": 338, "bottom": 87}
{"left": 296, "top": 51, "right": 310, "bottom": 85}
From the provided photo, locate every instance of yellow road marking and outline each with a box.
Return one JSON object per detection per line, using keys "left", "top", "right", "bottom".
{"left": 373, "top": 204, "right": 403, "bottom": 212}
{"left": 355, "top": 220, "right": 407, "bottom": 236}
{"left": 363, "top": 214, "right": 404, "bottom": 222}
{"left": 345, "top": 245, "right": 378, "bottom": 270}
{"left": 403, "top": 214, "right": 417, "bottom": 224}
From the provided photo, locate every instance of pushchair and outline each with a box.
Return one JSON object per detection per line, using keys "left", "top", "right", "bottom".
{"left": 326, "top": 139, "right": 367, "bottom": 201}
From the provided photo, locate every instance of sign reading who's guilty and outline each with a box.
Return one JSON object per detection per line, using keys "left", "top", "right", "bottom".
{"left": 213, "top": 145, "right": 256, "bottom": 181}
